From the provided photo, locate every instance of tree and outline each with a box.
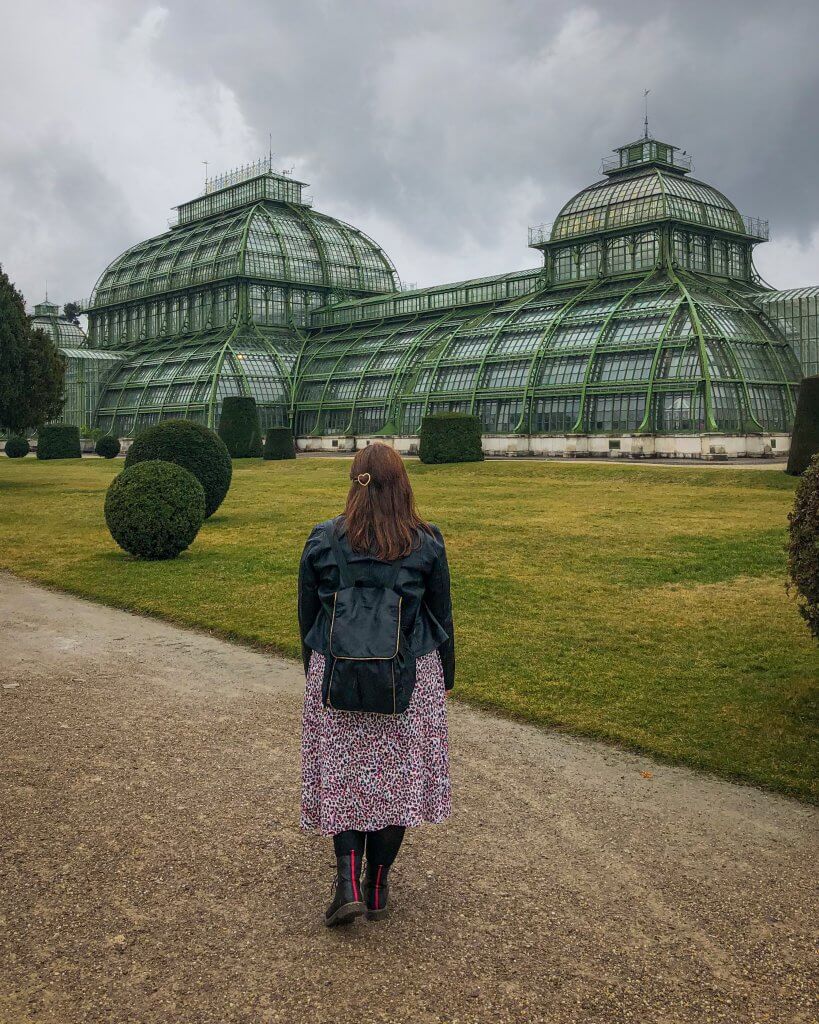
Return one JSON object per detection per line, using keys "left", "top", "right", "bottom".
{"left": 787, "top": 453, "right": 819, "bottom": 641}
{"left": 0, "top": 266, "right": 65, "bottom": 432}
{"left": 62, "top": 301, "right": 82, "bottom": 325}
{"left": 786, "top": 376, "right": 819, "bottom": 476}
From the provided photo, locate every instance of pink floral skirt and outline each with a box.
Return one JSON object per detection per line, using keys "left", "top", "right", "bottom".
{"left": 300, "top": 648, "right": 452, "bottom": 835}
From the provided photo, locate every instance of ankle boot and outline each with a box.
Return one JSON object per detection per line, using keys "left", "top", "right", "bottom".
{"left": 324, "top": 849, "right": 365, "bottom": 927}
{"left": 362, "top": 861, "right": 391, "bottom": 920}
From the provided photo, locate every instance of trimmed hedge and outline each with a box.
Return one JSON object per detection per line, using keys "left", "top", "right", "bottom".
{"left": 787, "top": 453, "right": 819, "bottom": 641}
{"left": 264, "top": 426, "right": 296, "bottom": 461}
{"left": 95, "top": 434, "right": 121, "bottom": 459}
{"left": 125, "top": 419, "right": 232, "bottom": 518}
{"left": 105, "top": 460, "right": 206, "bottom": 560}
{"left": 419, "top": 413, "right": 484, "bottom": 464}
{"left": 218, "top": 396, "right": 262, "bottom": 458}
{"left": 786, "top": 375, "right": 819, "bottom": 476}
{"left": 5, "top": 435, "right": 30, "bottom": 458}
{"left": 36, "top": 424, "right": 81, "bottom": 460}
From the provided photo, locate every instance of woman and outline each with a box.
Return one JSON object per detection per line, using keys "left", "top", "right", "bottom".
{"left": 298, "top": 442, "right": 454, "bottom": 927}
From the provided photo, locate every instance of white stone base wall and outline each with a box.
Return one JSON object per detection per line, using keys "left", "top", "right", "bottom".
{"left": 295, "top": 433, "right": 790, "bottom": 460}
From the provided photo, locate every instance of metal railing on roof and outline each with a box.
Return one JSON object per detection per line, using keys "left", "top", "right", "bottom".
{"left": 203, "top": 157, "right": 295, "bottom": 194}
{"left": 528, "top": 223, "right": 553, "bottom": 246}
{"left": 528, "top": 213, "right": 769, "bottom": 247}
{"left": 601, "top": 152, "right": 693, "bottom": 173}
{"left": 743, "top": 216, "right": 769, "bottom": 241}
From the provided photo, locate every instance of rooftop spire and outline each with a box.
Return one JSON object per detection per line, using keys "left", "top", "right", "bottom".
{"left": 643, "top": 89, "right": 650, "bottom": 140}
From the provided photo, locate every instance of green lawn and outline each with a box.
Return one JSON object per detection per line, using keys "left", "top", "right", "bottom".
{"left": 0, "top": 456, "right": 816, "bottom": 800}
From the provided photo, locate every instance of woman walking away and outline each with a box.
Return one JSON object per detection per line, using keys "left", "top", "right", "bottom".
{"left": 298, "top": 442, "right": 454, "bottom": 927}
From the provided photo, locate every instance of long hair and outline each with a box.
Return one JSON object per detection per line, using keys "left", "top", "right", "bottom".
{"left": 342, "top": 443, "right": 432, "bottom": 560}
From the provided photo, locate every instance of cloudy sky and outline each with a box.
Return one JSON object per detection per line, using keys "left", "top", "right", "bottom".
{"left": 1, "top": 0, "right": 818, "bottom": 311}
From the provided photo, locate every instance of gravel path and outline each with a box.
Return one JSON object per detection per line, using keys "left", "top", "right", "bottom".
{"left": 1, "top": 574, "right": 816, "bottom": 1024}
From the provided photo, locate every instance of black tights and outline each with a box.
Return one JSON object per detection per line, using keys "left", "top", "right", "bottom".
{"left": 332, "top": 826, "right": 405, "bottom": 868}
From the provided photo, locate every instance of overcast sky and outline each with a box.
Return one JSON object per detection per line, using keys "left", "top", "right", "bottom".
{"left": 2, "top": 0, "right": 818, "bottom": 311}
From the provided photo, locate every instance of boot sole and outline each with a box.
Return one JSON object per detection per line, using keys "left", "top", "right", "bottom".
{"left": 365, "top": 907, "right": 389, "bottom": 921}
{"left": 324, "top": 900, "right": 366, "bottom": 927}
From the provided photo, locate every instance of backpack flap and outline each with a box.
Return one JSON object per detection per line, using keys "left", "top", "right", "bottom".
{"left": 330, "top": 585, "right": 402, "bottom": 659}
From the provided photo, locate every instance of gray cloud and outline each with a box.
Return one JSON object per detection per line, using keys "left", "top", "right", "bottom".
{"left": 2, "top": 0, "right": 818, "bottom": 308}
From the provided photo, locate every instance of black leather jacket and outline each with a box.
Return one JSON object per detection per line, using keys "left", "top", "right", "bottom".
{"left": 298, "top": 515, "right": 455, "bottom": 690}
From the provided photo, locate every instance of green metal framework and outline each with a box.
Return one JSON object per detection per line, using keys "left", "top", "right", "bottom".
{"left": 30, "top": 301, "right": 127, "bottom": 431}
{"left": 88, "top": 160, "right": 398, "bottom": 434}
{"left": 753, "top": 288, "right": 819, "bottom": 378}
{"left": 70, "top": 139, "right": 810, "bottom": 441}
{"left": 94, "top": 325, "right": 298, "bottom": 437}
{"left": 292, "top": 137, "right": 800, "bottom": 437}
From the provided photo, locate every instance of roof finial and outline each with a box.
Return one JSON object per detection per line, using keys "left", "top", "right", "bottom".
{"left": 643, "top": 88, "right": 651, "bottom": 139}
{"left": 268, "top": 131, "right": 273, "bottom": 171}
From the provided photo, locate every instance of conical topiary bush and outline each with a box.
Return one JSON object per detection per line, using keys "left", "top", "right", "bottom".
{"left": 218, "top": 396, "right": 263, "bottom": 458}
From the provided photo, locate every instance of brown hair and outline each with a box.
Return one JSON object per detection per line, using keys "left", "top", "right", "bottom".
{"left": 342, "top": 443, "right": 432, "bottom": 560}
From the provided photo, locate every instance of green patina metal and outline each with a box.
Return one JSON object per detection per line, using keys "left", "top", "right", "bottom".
{"left": 290, "top": 136, "right": 800, "bottom": 438}
{"left": 30, "top": 301, "right": 126, "bottom": 432}
{"left": 63, "top": 137, "right": 809, "bottom": 440}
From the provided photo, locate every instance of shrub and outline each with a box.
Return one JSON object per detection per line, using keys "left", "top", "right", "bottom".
{"left": 95, "top": 434, "right": 121, "bottom": 459}
{"left": 36, "top": 423, "right": 81, "bottom": 460}
{"left": 4, "top": 435, "right": 30, "bottom": 458}
{"left": 125, "top": 419, "right": 232, "bottom": 518}
{"left": 786, "top": 375, "right": 819, "bottom": 476}
{"left": 787, "top": 453, "right": 819, "bottom": 641}
{"left": 218, "top": 396, "right": 262, "bottom": 458}
{"left": 264, "top": 426, "right": 296, "bottom": 461}
{"left": 419, "top": 413, "right": 484, "bottom": 465}
{"left": 104, "top": 460, "right": 205, "bottom": 560}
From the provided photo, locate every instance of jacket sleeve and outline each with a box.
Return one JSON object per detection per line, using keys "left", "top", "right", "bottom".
{"left": 297, "top": 524, "right": 323, "bottom": 676}
{"left": 425, "top": 527, "right": 455, "bottom": 690}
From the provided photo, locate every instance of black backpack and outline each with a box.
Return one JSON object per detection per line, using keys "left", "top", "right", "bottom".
{"left": 321, "top": 521, "right": 417, "bottom": 715}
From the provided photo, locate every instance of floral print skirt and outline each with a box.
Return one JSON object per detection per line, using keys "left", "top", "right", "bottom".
{"left": 300, "top": 648, "right": 452, "bottom": 835}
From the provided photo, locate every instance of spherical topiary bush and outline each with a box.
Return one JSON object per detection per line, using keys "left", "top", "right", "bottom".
{"left": 263, "top": 426, "right": 296, "bottom": 460}
{"left": 95, "top": 434, "right": 121, "bottom": 459}
{"left": 124, "top": 419, "right": 231, "bottom": 517}
{"left": 104, "top": 460, "right": 206, "bottom": 560}
{"left": 419, "top": 413, "right": 484, "bottom": 464}
{"left": 787, "top": 452, "right": 819, "bottom": 641}
{"left": 218, "top": 396, "right": 263, "bottom": 458}
{"left": 36, "top": 424, "right": 82, "bottom": 460}
{"left": 5, "top": 435, "right": 30, "bottom": 458}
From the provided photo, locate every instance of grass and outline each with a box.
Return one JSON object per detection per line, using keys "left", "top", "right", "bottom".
{"left": 0, "top": 456, "right": 816, "bottom": 801}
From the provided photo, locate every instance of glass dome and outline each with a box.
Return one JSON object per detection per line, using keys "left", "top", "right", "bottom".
{"left": 551, "top": 169, "right": 746, "bottom": 241}
{"left": 89, "top": 203, "right": 397, "bottom": 311}
{"left": 31, "top": 300, "right": 88, "bottom": 348}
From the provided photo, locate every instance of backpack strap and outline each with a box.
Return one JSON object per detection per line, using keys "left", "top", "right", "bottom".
{"left": 328, "top": 518, "right": 406, "bottom": 591}
{"left": 328, "top": 520, "right": 354, "bottom": 589}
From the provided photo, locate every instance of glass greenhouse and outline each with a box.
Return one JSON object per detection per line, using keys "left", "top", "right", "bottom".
{"left": 753, "top": 288, "right": 819, "bottom": 379}
{"left": 86, "top": 159, "right": 397, "bottom": 437}
{"left": 57, "top": 136, "right": 815, "bottom": 457}
{"left": 30, "top": 300, "right": 126, "bottom": 431}
{"left": 293, "top": 137, "right": 802, "bottom": 452}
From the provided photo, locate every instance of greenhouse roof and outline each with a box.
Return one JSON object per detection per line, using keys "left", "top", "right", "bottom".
{"left": 310, "top": 268, "right": 545, "bottom": 328}
{"left": 31, "top": 306, "right": 88, "bottom": 349}
{"left": 58, "top": 348, "right": 128, "bottom": 360}
{"left": 530, "top": 137, "right": 767, "bottom": 247}
{"left": 87, "top": 166, "right": 398, "bottom": 311}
